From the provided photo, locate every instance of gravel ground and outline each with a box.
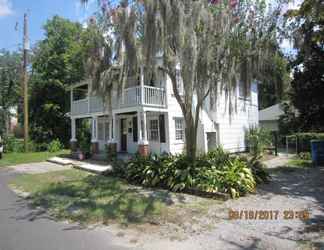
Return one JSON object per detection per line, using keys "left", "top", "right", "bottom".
{"left": 114, "top": 156, "right": 324, "bottom": 250}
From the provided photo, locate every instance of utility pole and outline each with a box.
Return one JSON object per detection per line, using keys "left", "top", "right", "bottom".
{"left": 22, "top": 13, "right": 29, "bottom": 152}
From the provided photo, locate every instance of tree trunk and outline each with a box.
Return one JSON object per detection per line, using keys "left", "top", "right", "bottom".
{"left": 184, "top": 113, "right": 198, "bottom": 160}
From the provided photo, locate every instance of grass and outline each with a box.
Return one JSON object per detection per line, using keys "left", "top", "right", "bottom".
{"left": 287, "top": 158, "right": 313, "bottom": 168}
{"left": 269, "top": 156, "right": 313, "bottom": 174}
{"left": 0, "top": 150, "right": 70, "bottom": 167}
{"left": 10, "top": 169, "right": 213, "bottom": 225}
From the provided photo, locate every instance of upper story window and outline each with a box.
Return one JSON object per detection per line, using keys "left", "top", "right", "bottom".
{"left": 238, "top": 81, "right": 251, "bottom": 100}
{"left": 73, "top": 84, "right": 88, "bottom": 101}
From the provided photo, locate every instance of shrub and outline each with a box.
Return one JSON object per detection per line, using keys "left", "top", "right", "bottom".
{"left": 3, "top": 136, "right": 24, "bottom": 153}
{"left": 298, "top": 152, "right": 312, "bottom": 160}
{"left": 48, "top": 139, "right": 63, "bottom": 153}
{"left": 240, "top": 155, "right": 270, "bottom": 184}
{"left": 115, "top": 148, "right": 266, "bottom": 198}
{"left": 246, "top": 126, "right": 272, "bottom": 157}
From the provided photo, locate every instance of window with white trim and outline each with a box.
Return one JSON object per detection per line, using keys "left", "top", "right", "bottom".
{"left": 175, "top": 118, "right": 184, "bottom": 141}
{"left": 149, "top": 119, "right": 159, "bottom": 141}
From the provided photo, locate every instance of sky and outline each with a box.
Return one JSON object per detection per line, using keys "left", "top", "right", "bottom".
{"left": 0, "top": 0, "right": 303, "bottom": 53}
{"left": 0, "top": 0, "right": 96, "bottom": 51}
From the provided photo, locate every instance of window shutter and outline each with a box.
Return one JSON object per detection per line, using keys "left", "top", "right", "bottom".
{"left": 159, "top": 114, "right": 166, "bottom": 143}
{"left": 133, "top": 116, "right": 138, "bottom": 142}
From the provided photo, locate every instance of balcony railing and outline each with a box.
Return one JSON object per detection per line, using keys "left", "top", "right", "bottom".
{"left": 71, "top": 85, "right": 166, "bottom": 116}
{"left": 119, "top": 86, "right": 166, "bottom": 108}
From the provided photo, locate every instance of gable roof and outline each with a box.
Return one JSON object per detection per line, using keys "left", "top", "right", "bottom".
{"left": 259, "top": 104, "right": 284, "bottom": 121}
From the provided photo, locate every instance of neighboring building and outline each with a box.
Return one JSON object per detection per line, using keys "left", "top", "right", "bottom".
{"left": 259, "top": 104, "right": 284, "bottom": 132}
{"left": 69, "top": 69, "right": 259, "bottom": 157}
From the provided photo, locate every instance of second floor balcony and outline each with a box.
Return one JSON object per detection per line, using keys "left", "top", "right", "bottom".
{"left": 71, "top": 85, "right": 167, "bottom": 116}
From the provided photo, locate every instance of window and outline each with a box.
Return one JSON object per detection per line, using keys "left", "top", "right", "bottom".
{"left": 238, "top": 81, "right": 251, "bottom": 99}
{"left": 175, "top": 118, "right": 184, "bottom": 141}
{"left": 149, "top": 119, "right": 159, "bottom": 141}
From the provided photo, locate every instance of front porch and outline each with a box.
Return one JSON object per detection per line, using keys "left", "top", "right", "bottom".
{"left": 70, "top": 109, "right": 169, "bottom": 159}
{"left": 70, "top": 83, "right": 167, "bottom": 117}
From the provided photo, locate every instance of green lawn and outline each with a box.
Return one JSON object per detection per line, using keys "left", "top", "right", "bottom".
{"left": 0, "top": 150, "right": 70, "bottom": 167}
{"left": 287, "top": 158, "right": 313, "bottom": 168}
{"left": 10, "top": 169, "right": 214, "bottom": 225}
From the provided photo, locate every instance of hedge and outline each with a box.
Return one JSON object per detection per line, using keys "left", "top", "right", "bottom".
{"left": 295, "top": 133, "right": 324, "bottom": 153}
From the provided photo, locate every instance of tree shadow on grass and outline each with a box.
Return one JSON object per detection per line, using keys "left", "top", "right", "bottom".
{"left": 17, "top": 174, "right": 186, "bottom": 227}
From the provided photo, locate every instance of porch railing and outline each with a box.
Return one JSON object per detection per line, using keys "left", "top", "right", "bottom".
{"left": 71, "top": 85, "right": 166, "bottom": 116}
{"left": 119, "top": 85, "right": 166, "bottom": 108}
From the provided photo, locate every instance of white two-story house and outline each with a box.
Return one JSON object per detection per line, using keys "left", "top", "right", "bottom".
{"left": 69, "top": 66, "right": 258, "bottom": 158}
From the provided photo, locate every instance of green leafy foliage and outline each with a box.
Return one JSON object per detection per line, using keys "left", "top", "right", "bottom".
{"left": 0, "top": 50, "right": 21, "bottom": 137}
{"left": 77, "top": 119, "right": 91, "bottom": 154}
{"left": 30, "top": 16, "right": 85, "bottom": 146}
{"left": 246, "top": 126, "right": 272, "bottom": 157}
{"left": 298, "top": 152, "right": 311, "bottom": 161}
{"left": 3, "top": 136, "right": 48, "bottom": 153}
{"left": 48, "top": 139, "right": 63, "bottom": 153}
{"left": 281, "top": 0, "right": 324, "bottom": 133}
{"left": 115, "top": 148, "right": 268, "bottom": 198}
{"left": 3, "top": 136, "right": 24, "bottom": 153}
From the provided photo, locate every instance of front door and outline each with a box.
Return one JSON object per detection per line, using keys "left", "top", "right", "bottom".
{"left": 120, "top": 118, "right": 127, "bottom": 152}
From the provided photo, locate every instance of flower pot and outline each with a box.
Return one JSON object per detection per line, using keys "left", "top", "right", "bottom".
{"left": 78, "top": 152, "right": 85, "bottom": 161}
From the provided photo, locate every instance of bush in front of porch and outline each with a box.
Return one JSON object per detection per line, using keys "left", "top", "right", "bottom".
{"left": 113, "top": 148, "right": 270, "bottom": 198}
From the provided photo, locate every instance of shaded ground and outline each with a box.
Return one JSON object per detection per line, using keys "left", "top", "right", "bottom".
{"left": 2, "top": 157, "right": 324, "bottom": 250}
{"left": 0, "top": 167, "right": 129, "bottom": 250}
{"left": 10, "top": 168, "right": 213, "bottom": 225}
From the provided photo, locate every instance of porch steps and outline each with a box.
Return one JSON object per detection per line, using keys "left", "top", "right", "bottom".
{"left": 73, "top": 163, "right": 113, "bottom": 174}
{"left": 47, "top": 157, "right": 74, "bottom": 166}
{"left": 47, "top": 157, "right": 113, "bottom": 175}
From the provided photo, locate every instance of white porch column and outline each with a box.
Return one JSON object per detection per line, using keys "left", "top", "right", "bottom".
{"left": 108, "top": 114, "right": 116, "bottom": 143}
{"left": 137, "top": 111, "right": 142, "bottom": 142}
{"left": 70, "top": 117, "right": 77, "bottom": 152}
{"left": 91, "top": 116, "right": 98, "bottom": 142}
{"left": 138, "top": 110, "right": 149, "bottom": 156}
{"left": 138, "top": 111, "right": 148, "bottom": 145}
{"left": 71, "top": 118, "right": 77, "bottom": 142}
{"left": 140, "top": 66, "right": 145, "bottom": 105}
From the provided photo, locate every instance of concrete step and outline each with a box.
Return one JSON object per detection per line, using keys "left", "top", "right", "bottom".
{"left": 47, "top": 157, "right": 73, "bottom": 166}
{"left": 73, "top": 163, "right": 113, "bottom": 174}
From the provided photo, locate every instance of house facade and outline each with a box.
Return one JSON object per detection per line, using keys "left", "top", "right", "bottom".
{"left": 69, "top": 69, "right": 259, "bottom": 157}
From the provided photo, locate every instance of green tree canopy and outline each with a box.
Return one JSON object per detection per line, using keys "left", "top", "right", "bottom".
{"left": 280, "top": 0, "right": 324, "bottom": 133}
{"left": 30, "top": 16, "right": 85, "bottom": 145}
{"left": 0, "top": 50, "right": 21, "bottom": 136}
